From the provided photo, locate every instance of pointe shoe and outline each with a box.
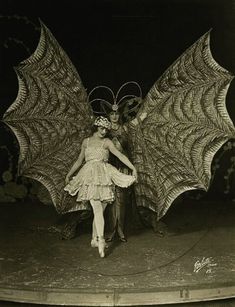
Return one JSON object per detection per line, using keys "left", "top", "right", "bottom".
{"left": 91, "top": 236, "right": 98, "bottom": 248}
{"left": 98, "top": 237, "right": 106, "bottom": 258}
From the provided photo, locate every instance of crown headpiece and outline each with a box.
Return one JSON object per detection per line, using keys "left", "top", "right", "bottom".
{"left": 88, "top": 81, "right": 142, "bottom": 121}
{"left": 94, "top": 116, "right": 112, "bottom": 130}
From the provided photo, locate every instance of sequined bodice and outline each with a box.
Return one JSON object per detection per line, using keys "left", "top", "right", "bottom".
{"left": 85, "top": 139, "right": 109, "bottom": 162}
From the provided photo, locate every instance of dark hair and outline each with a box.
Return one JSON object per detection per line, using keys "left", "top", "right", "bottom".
{"left": 90, "top": 124, "right": 111, "bottom": 138}
{"left": 90, "top": 125, "right": 99, "bottom": 134}
{"left": 108, "top": 110, "right": 120, "bottom": 115}
{"left": 108, "top": 110, "right": 123, "bottom": 124}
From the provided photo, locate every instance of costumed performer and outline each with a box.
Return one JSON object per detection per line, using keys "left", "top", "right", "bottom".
{"left": 64, "top": 116, "right": 137, "bottom": 258}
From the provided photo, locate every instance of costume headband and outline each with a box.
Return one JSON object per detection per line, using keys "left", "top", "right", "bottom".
{"left": 94, "top": 116, "right": 112, "bottom": 130}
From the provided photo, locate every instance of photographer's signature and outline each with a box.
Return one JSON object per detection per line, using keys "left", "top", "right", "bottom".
{"left": 193, "top": 257, "right": 217, "bottom": 274}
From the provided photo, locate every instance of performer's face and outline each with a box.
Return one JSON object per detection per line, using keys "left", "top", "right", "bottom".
{"left": 109, "top": 112, "right": 120, "bottom": 123}
{"left": 97, "top": 126, "right": 108, "bottom": 138}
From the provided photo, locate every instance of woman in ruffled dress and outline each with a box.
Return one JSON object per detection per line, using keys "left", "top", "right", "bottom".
{"left": 64, "top": 116, "right": 137, "bottom": 258}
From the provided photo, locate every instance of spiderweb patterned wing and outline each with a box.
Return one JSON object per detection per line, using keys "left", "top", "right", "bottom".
{"left": 3, "top": 22, "right": 93, "bottom": 214}
{"left": 128, "top": 31, "right": 235, "bottom": 220}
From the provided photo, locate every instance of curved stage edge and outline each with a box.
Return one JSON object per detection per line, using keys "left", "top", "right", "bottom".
{"left": 0, "top": 284, "right": 235, "bottom": 306}
{"left": 0, "top": 200, "right": 234, "bottom": 306}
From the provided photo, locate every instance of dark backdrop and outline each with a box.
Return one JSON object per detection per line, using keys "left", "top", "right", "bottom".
{"left": 1, "top": 0, "right": 235, "bottom": 204}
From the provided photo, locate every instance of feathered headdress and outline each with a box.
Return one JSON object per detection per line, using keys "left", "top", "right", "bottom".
{"left": 88, "top": 81, "right": 142, "bottom": 121}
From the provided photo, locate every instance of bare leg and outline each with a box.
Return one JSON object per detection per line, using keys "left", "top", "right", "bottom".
{"left": 91, "top": 219, "right": 98, "bottom": 247}
{"left": 92, "top": 219, "right": 97, "bottom": 238}
{"left": 101, "top": 201, "right": 108, "bottom": 211}
{"left": 92, "top": 218, "right": 97, "bottom": 238}
{"left": 90, "top": 199, "right": 107, "bottom": 257}
{"left": 90, "top": 200, "right": 105, "bottom": 237}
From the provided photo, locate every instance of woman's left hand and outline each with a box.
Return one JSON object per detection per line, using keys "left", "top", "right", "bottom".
{"left": 132, "top": 168, "right": 138, "bottom": 182}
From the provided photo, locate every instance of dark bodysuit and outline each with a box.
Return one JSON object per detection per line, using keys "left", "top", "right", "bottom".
{"left": 107, "top": 124, "right": 130, "bottom": 240}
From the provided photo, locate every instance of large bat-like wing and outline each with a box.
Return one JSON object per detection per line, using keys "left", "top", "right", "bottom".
{"left": 3, "top": 21, "right": 93, "bottom": 214}
{"left": 129, "top": 31, "right": 235, "bottom": 220}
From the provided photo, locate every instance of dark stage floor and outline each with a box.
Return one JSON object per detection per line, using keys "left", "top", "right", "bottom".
{"left": 0, "top": 199, "right": 234, "bottom": 306}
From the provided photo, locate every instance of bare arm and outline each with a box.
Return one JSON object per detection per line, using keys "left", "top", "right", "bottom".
{"left": 106, "top": 139, "right": 137, "bottom": 179}
{"left": 130, "top": 111, "right": 147, "bottom": 126}
{"left": 127, "top": 100, "right": 148, "bottom": 126}
{"left": 65, "top": 139, "right": 86, "bottom": 184}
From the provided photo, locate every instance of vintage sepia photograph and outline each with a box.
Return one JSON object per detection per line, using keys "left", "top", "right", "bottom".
{"left": 0, "top": 0, "right": 235, "bottom": 306}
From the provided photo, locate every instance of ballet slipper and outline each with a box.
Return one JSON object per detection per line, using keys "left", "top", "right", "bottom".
{"left": 98, "top": 237, "right": 106, "bottom": 258}
{"left": 91, "top": 236, "right": 98, "bottom": 248}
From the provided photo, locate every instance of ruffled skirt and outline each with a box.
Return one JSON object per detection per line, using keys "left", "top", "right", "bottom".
{"left": 64, "top": 160, "right": 135, "bottom": 203}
